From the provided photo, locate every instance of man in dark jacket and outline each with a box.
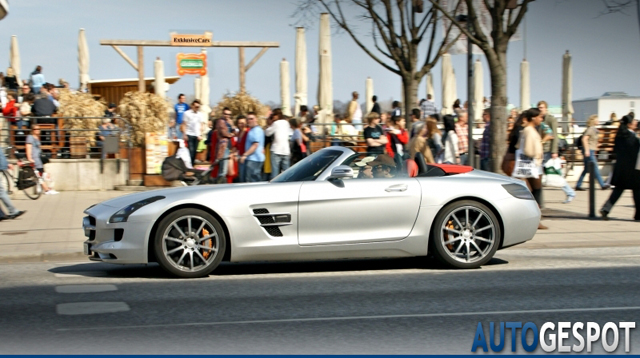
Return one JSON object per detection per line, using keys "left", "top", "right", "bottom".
{"left": 601, "top": 113, "right": 640, "bottom": 220}
{"left": 31, "top": 96, "right": 56, "bottom": 118}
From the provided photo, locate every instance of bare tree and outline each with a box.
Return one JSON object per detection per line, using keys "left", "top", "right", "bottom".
{"left": 428, "top": 0, "right": 533, "bottom": 173}
{"left": 599, "top": 0, "right": 640, "bottom": 38}
{"left": 297, "top": 0, "right": 460, "bottom": 118}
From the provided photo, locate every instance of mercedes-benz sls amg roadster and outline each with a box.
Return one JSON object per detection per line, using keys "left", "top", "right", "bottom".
{"left": 83, "top": 147, "right": 540, "bottom": 278}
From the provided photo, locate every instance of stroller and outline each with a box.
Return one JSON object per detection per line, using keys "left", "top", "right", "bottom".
{"left": 161, "top": 155, "right": 231, "bottom": 186}
{"left": 161, "top": 155, "right": 207, "bottom": 186}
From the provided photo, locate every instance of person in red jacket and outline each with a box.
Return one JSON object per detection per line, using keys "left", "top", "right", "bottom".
{"left": 2, "top": 91, "right": 18, "bottom": 124}
{"left": 386, "top": 115, "right": 409, "bottom": 169}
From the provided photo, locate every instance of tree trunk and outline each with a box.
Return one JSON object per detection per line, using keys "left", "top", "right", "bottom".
{"left": 402, "top": 76, "right": 419, "bottom": 122}
{"left": 488, "top": 51, "right": 508, "bottom": 174}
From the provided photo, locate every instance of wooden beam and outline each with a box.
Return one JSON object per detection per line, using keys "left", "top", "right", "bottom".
{"left": 110, "top": 45, "right": 138, "bottom": 71}
{"left": 137, "top": 46, "right": 144, "bottom": 93}
{"left": 245, "top": 47, "right": 269, "bottom": 72}
{"left": 100, "top": 40, "right": 279, "bottom": 48}
{"left": 239, "top": 47, "right": 246, "bottom": 93}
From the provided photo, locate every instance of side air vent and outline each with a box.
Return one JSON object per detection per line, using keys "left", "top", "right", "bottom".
{"left": 252, "top": 208, "right": 291, "bottom": 237}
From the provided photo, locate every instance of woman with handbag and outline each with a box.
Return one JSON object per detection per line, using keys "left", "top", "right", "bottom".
{"left": 25, "top": 125, "right": 58, "bottom": 195}
{"left": 600, "top": 113, "right": 640, "bottom": 220}
{"left": 514, "top": 109, "right": 545, "bottom": 229}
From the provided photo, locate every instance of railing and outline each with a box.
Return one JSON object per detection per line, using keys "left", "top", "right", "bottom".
{"left": 0, "top": 116, "right": 132, "bottom": 159}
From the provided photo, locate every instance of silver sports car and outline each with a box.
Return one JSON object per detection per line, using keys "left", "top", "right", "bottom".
{"left": 83, "top": 147, "right": 540, "bottom": 278}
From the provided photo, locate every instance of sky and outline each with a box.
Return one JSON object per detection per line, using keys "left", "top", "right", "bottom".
{"left": 0, "top": 0, "right": 638, "bottom": 109}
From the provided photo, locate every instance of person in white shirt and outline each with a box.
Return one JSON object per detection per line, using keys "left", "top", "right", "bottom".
{"left": 443, "top": 115, "right": 460, "bottom": 164}
{"left": 265, "top": 108, "right": 291, "bottom": 179}
{"left": 346, "top": 91, "right": 363, "bottom": 131}
{"left": 182, "top": 100, "right": 205, "bottom": 166}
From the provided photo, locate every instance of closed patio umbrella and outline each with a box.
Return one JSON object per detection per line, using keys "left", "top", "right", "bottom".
{"left": 10, "top": 35, "right": 22, "bottom": 87}
{"left": 520, "top": 59, "right": 530, "bottom": 110}
{"left": 473, "top": 59, "right": 483, "bottom": 123}
{"left": 318, "top": 13, "right": 333, "bottom": 125}
{"left": 426, "top": 72, "right": 435, "bottom": 100}
{"left": 194, "top": 77, "right": 201, "bottom": 101}
{"left": 200, "top": 49, "right": 211, "bottom": 119}
{"left": 154, "top": 57, "right": 166, "bottom": 99}
{"left": 294, "top": 27, "right": 308, "bottom": 117}
{"left": 280, "top": 58, "right": 292, "bottom": 117}
{"left": 561, "top": 50, "right": 573, "bottom": 132}
{"left": 365, "top": 77, "right": 374, "bottom": 114}
{"left": 78, "top": 28, "right": 90, "bottom": 92}
{"left": 441, "top": 54, "right": 455, "bottom": 115}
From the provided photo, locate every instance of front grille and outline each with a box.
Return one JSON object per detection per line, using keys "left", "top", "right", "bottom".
{"left": 88, "top": 216, "right": 96, "bottom": 226}
{"left": 253, "top": 208, "right": 269, "bottom": 214}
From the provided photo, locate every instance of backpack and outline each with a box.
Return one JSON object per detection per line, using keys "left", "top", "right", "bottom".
{"left": 575, "top": 134, "right": 584, "bottom": 150}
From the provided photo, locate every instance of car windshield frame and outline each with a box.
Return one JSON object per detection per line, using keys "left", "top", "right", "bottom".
{"left": 270, "top": 149, "right": 345, "bottom": 183}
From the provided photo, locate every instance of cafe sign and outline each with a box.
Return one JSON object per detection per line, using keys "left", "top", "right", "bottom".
{"left": 170, "top": 33, "right": 212, "bottom": 47}
{"left": 176, "top": 53, "right": 207, "bottom": 76}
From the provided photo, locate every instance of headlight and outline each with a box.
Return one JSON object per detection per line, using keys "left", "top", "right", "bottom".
{"left": 109, "top": 196, "right": 165, "bottom": 223}
{"left": 502, "top": 183, "right": 534, "bottom": 200}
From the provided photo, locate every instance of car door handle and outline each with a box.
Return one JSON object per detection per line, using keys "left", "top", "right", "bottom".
{"left": 385, "top": 184, "right": 408, "bottom": 192}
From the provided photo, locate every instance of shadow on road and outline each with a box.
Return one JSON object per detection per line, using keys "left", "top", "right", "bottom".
{"left": 48, "top": 256, "right": 511, "bottom": 279}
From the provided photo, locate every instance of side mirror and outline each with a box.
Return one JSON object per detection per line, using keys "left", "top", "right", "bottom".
{"left": 328, "top": 165, "right": 354, "bottom": 180}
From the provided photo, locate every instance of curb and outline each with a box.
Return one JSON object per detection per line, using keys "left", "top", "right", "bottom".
{"left": 0, "top": 251, "right": 87, "bottom": 264}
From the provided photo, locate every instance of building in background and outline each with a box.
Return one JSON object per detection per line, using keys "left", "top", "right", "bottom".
{"left": 573, "top": 92, "right": 638, "bottom": 125}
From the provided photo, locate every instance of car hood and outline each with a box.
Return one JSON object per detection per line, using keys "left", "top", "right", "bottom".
{"left": 96, "top": 182, "right": 268, "bottom": 209}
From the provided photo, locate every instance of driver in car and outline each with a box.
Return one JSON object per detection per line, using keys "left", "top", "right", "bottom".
{"left": 368, "top": 154, "right": 397, "bottom": 178}
{"left": 355, "top": 156, "right": 375, "bottom": 179}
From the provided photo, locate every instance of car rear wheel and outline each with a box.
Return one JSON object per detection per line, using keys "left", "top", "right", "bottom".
{"left": 154, "top": 208, "right": 226, "bottom": 278}
{"left": 431, "top": 200, "right": 501, "bottom": 269}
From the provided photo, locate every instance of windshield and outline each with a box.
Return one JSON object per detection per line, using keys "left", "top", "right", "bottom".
{"left": 271, "top": 149, "right": 344, "bottom": 183}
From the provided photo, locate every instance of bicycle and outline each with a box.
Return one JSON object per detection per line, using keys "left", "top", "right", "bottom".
{"left": 1, "top": 147, "right": 43, "bottom": 200}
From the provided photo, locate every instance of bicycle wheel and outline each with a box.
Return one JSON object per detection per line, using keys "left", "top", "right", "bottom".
{"left": 0, "top": 170, "right": 12, "bottom": 195}
{"left": 21, "top": 167, "right": 42, "bottom": 200}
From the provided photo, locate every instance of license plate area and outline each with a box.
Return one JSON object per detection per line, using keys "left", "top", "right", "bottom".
{"left": 84, "top": 243, "right": 92, "bottom": 255}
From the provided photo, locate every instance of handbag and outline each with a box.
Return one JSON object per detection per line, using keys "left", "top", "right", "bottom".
{"left": 40, "top": 154, "right": 50, "bottom": 165}
{"left": 512, "top": 136, "right": 539, "bottom": 179}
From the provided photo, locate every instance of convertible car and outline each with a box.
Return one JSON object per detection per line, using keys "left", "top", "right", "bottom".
{"left": 83, "top": 147, "right": 540, "bottom": 278}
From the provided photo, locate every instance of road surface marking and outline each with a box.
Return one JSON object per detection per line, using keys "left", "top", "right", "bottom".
{"left": 55, "top": 285, "right": 117, "bottom": 294}
{"left": 56, "top": 302, "right": 130, "bottom": 316}
{"left": 54, "top": 271, "right": 108, "bottom": 278}
{"left": 57, "top": 305, "right": 640, "bottom": 331}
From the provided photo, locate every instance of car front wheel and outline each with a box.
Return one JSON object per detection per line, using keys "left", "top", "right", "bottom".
{"left": 431, "top": 200, "right": 501, "bottom": 269}
{"left": 154, "top": 208, "right": 226, "bottom": 278}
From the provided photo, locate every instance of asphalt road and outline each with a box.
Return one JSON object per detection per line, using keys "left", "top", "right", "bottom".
{"left": 1, "top": 245, "right": 639, "bottom": 354}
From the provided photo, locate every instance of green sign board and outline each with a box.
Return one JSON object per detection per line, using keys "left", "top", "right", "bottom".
{"left": 179, "top": 59, "right": 204, "bottom": 69}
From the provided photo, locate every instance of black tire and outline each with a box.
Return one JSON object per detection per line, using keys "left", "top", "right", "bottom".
{"left": 430, "top": 200, "right": 501, "bottom": 269}
{"left": 0, "top": 170, "right": 12, "bottom": 195}
{"left": 21, "top": 167, "right": 42, "bottom": 200}
{"left": 154, "top": 208, "right": 226, "bottom": 278}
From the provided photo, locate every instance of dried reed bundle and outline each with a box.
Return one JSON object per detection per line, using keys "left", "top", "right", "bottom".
{"left": 213, "top": 91, "right": 269, "bottom": 126}
{"left": 58, "top": 89, "right": 106, "bottom": 146}
{"left": 118, "top": 92, "right": 169, "bottom": 147}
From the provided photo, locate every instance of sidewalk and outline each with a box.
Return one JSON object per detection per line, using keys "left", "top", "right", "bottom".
{"left": 0, "top": 186, "right": 638, "bottom": 263}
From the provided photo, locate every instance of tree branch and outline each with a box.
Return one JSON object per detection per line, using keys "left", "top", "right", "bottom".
{"left": 427, "top": 0, "right": 485, "bottom": 47}
{"left": 506, "top": 0, "right": 532, "bottom": 38}
{"left": 318, "top": 0, "right": 401, "bottom": 74}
